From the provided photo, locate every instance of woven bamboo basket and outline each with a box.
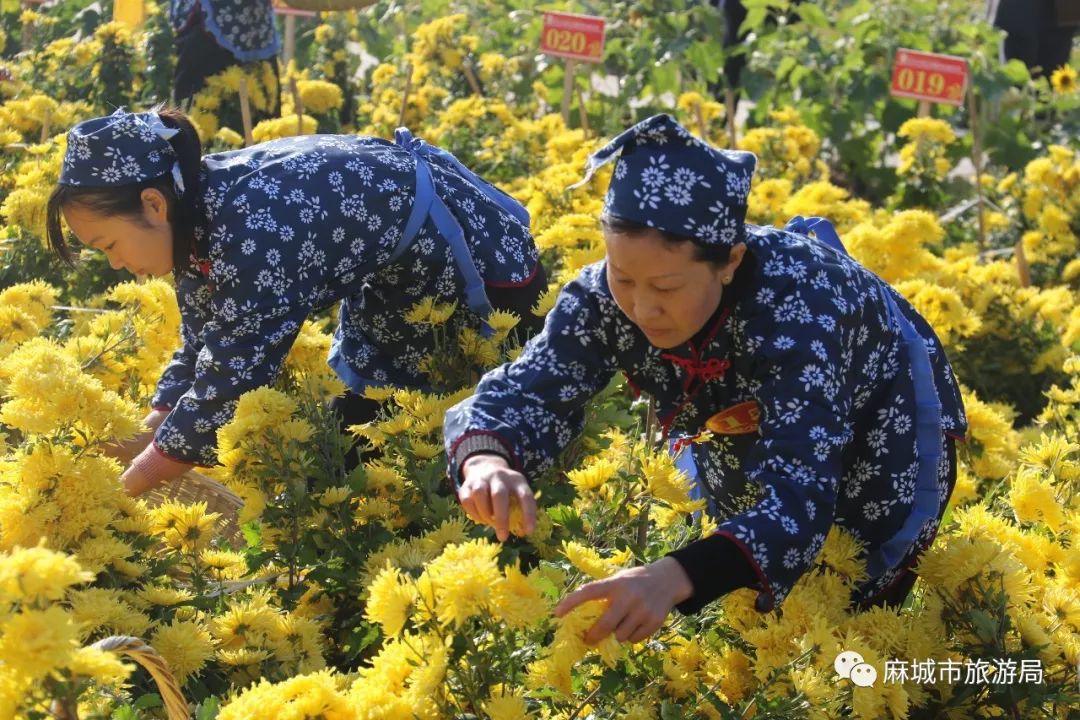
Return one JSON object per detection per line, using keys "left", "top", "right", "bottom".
{"left": 142, "top": 470, "right": 244, "bottom": 546}
{"left": 51, "top": 636, "right": 189, "bottom": 720}
{"left": 278, "top": 0, "right": 379, "bottom": 11}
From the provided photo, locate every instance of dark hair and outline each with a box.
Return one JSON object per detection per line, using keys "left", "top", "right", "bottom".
{"left": 46, "top": 107, "right": 203, "bottom": 270}
{"left": 600, "top": 214, "right": 733, "bottom": 268}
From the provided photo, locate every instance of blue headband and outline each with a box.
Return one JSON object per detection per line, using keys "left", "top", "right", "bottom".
{"left": 60, "top": 107, "right": 185, "bottom": 195}
{"left": 574, "top": 114, "right": 757, "bottom": 248}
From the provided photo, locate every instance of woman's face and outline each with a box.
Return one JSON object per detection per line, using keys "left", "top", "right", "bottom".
{"left": 62, "top": 189, "right": 173, "bottom": 278}
{"left": 604, "top": 227, "right": 746, "bottom": 349}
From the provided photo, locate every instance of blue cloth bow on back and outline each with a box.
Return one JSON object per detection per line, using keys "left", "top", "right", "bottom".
{"left": 391, "top": 127, "right": 532, "bottom": 336}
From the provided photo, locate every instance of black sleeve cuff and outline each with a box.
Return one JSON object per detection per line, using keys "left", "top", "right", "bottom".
{"left": 668, "top": 533, "right": 760, "bottom": 615}
{"left": 452, "top": 434, "right": 514, "bottom": 488}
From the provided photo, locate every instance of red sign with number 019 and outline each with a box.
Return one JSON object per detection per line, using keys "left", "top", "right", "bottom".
{"left": 890, "top": 49, "right": 969, "bottom": 107}
{"left": 540, "top": 11, "right": 606, "bottom": 64}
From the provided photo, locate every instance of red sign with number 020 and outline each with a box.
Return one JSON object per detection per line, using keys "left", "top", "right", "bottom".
{"left": 890, "top": 48, "right": 969, "bottom": 107}
{"left": 540, "top": 11, "right": 606, "bottom": 64}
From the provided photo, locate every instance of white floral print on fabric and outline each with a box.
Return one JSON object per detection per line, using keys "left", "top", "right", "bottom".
{"left": 151, "top": 134, "right": 537, "bottom": 466}
{"left": 170, "top": 0, "right": 280, "bottom": 62}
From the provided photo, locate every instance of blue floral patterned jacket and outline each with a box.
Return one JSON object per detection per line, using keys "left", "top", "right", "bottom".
{"left": 170, "top": 0, "right": 280, "bottom": 62}
{"left": 151, "top": 134, "right": 538, "bottom": 466}
{"left": 444, "top": 222, "right": 967, "bottom": 612}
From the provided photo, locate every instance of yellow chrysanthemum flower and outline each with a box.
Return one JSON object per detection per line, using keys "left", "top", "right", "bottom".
{"left": 0, "top": 606, "right": 79, "bottom": 680}
{"left": 566, "top": 456, "right": 620, "bottom": 493}
{"left": 149, "top": 500, "right": 221, "bottom": 554}
{"left": 1010, "top": 467, "right": 1065, "bottom": 532}
{"left": 152, "top": 620, "right": 215, "bottom": 683}
{"left": 0, "top": 545, "right": 92, "bottom": 603}
{"left": 483, "top": 689, "right": 529, "bottom": 720}
{"left": 218, "top": 670, "right": 352, "bottom": 720}
{"left": 422, "top": 539, "right": 502, "bottom": 628}
{"left": 365, "top": 563, "right": 417, "bottom": 637}
{"left": 492, "top": 562, "right": 549, "bottom": 629}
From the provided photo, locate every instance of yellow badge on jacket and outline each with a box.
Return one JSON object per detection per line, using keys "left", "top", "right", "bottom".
{"left": 705, "top": 400, "right": 761, "bottom": 435}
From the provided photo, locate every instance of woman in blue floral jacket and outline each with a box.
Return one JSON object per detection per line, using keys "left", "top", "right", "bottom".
{"left": 47, "top": 107, "right": 545, "bottom": 496}
{"left": 444, "top": 114, "right": 967, "bottom": 643}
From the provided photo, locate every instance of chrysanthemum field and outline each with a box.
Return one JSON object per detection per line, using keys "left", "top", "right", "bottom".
{"left": 0, "top": 1, "right": 1078, "bottom": 718}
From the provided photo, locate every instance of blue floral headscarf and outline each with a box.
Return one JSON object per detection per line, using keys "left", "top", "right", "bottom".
{"left": 576, "top": 114, "right": 757, "bottom": 248}
{"left": 60, "top": 107, "right": 185, "bottom": 195}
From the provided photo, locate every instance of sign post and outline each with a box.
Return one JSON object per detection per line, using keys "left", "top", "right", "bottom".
{"left": 238, "top": 78, "right": 254, "bottom": 146}
{"left": 966, "top": 87, "right": 989, "bottom": 255}
{"left": 889, "top": 49, "right": 993, "bottom": 259}
{"left": 273, "top": 1, "right": 318, "bottom": 68}
{"left": 540, "top": 11, "right": 606, "bottom": 128}
{"left": 289, "top": 76, "right": 304, "bottom": 135}
{"left": 561, "top": 58, "right": 576, "bottom": 125}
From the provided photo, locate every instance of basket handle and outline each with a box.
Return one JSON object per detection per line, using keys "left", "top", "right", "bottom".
{"left": 92, "top": 636, "right": 190, "bottom": 720}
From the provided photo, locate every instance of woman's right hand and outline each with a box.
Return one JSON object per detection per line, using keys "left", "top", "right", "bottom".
{"left": 103, "top": 408, "right": 170, "bottom": 463}
{"left": 458, "top": 453, "right": 537, "bottom": 542}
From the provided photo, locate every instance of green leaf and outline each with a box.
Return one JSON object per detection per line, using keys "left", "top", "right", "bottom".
{"left": 133, "top": 694, "right": 163, "bottom": 711}
{"left": 355, "top": 623, "right": 381, "bottom": 653}
{"left": 968, "top": 608, "right": 1002, "bottom": 644}
{"left": 796, "top": 3, "right": 830, "bottom": 28}
{"left": 650, "top": 63, "right": 679, "bottom": 97}
{"left": 111, "top": 707, "right": 138, "bottom": 720}
{"left": 660, "top": 700, "right": 684, "bottom": 720}
{"left": 598, "top": 667, "right": 624, "bottom": 694}
{"left": 546, "top": 505, "right": 584, "bottom": 535}
{"left": 194, "top": 697, "right": 222, "bottom": 720}
{"left": 1000, "top": 59, "right": 1031, "bottom": 85}
{"left": 775, "top": 56, "right": 797, "bottom": 81}
{"left": 685, "top": 41, "right": 724, "bottom": 81}
{"left": 789, "top": 64, "right": 811, "bottom": 88}
{"left": 241, "top": 522, "right": 261, "bottom": 549}
{"left": 531, "top": 564, "right": 561, "bottom": 601}
{"left": 739, "top": 7, "right": 770, "bottom": 36}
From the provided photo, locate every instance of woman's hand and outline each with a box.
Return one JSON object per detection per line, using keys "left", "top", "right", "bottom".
{"left": 103, "top": 409, "right": 170, "bottom": 463}
{"left": 120, "top": 465, "right": 158, "bottom": 497}
{"left": 121, "top": 441, "right": 193, "bottom": 497}
{"left": 458, "top": 453, "right": 537, "bottom": 541}
{"left": 554, "top": 556, "right": 695, "bottom": 645}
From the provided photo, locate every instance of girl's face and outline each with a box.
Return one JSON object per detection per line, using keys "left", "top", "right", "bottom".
{"left": 604, "top": 227, "right": 746, "bottom": 349}
{"left": 62, "top": 189, "right": 173, "bottom": 278}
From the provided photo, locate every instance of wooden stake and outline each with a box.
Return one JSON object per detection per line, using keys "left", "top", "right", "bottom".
{"left": 917, "top": 100, "right": 931, "bottom": 117}
{"left": 289, "top": 76, "right": 304, "bottom": 135}
{"left": 39, "top": 106, "right": 51, "bottom": 143}
{"left": 725, "top": 88, "right": 737, "bottom": 145}
{"left": 398, "top": 64, "right": 413, "bottom": 129}
{"left": 561, "top": 58, "right": 577, "bottom": 126}
{"left": 1015, "top": 238, "right": 1031, "bottom": 288}
{"left": 966, "top": 89, "right": 987, "bottom": 253}
{"left": 20, "top": 1, "right": 34, "bottom": 52}
{"left": 694, "top": 101, "right": 708, "bottom": 140}
{"left": 283, "top": 14, "right": 297, "bottom": 68}
{"left": 462, "top": 59, "right": 483, "bottom": 97}
{"left": 238, "top": 78, "right": 254, "bottom": 146}
{"left": 576, "top": 88, "right": 589, "bottom": 136}
{"left": 397, "top": 14, "right": 412, "bottom": 128}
